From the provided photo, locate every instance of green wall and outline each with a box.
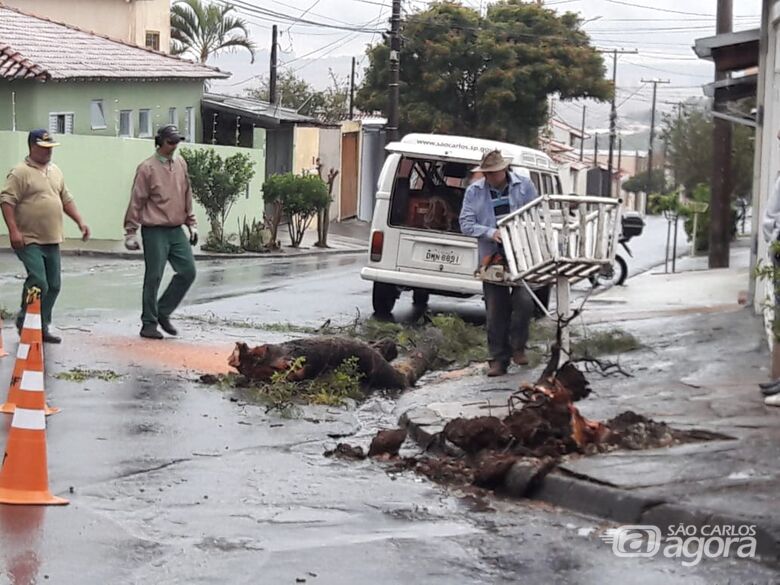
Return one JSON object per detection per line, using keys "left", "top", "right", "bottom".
{"left": 0, "top": 80, "right": 205, "bottom": 140}
{"left": 0, "top": 130, "right": 267, "bottom": 241}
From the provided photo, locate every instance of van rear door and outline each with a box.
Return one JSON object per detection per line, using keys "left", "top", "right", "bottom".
{"left": 384, "top": 145, "right": 479, "bottom": 278}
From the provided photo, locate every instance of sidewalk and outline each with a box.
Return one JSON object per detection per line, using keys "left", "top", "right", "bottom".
{"left": 398, "top": 244, "right": 780, "bottom": 561}
{"left": 0, "top": 219, "right": 370, "bottom": 261}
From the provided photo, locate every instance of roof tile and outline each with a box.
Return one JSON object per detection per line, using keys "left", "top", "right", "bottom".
{"left": 0, "top": 5, "right": 229, "bottom": 81}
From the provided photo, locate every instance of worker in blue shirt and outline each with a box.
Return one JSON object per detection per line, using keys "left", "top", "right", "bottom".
{"left": 459, "top": 150, "right": 539, "bottom": 377}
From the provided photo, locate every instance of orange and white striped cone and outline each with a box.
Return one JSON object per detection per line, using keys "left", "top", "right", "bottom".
{"left": 0, "top": 289, "right": 58, "bottom": 416}
{"left": 0, "top": 337, "right": 67, "bottom": 505}
{"left": 0, "top": 316, "right": 8, "bottom": 359}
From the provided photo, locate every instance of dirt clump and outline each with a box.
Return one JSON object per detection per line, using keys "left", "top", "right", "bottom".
{"left": 443, "top": 417, "right": 512, "bottom": 454}
{"left": 368, "top": 429, "right": 408, "bottom": 458}
{"left": 324, "top": 443, "right": 366, "bottom": 460}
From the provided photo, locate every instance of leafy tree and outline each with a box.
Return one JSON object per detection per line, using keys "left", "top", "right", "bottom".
{"left": 247, "top": 70, "right": 349, "bottom": 122}
{"left": 263, "top": 174, "right": 330, "bottom": 247}
{"left": 180, "top": 148, "right": 256, "bottom": 251}
{"left": 661, "top": 102, "right": 754, "bottom": 198}
{"left": 171, "top": 0, "right": 256, "bottom": 63}
{"left": 356, "top": 1, "right": 611, "bottom": 144}
{"left": 622, "top": 169, "right": 668, "bottom": 195}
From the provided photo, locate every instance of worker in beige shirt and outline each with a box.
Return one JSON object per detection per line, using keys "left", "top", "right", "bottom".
{"left": 0, "top": 129, "right": 90, "bottom": 343}
{"left": 124, "top": 124, "right": 198, "bottom": 340}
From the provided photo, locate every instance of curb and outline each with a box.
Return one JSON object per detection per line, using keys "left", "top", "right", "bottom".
{"left": 400, "top": 409, "right": 780, "bottom": 563}
{"left": 0, "top": 247, "right": 365, "bottom": 261}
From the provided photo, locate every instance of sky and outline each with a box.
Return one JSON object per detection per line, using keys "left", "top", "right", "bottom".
{"left": 206, "top": 0, "right": 763, "bottom": 132}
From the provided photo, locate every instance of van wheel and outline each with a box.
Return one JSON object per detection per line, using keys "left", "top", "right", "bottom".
{"left": 372, "top": 282, "right": 398, "bottom": 317}
{"left": 412, "top": 289, "right": 430, "bottom": 308}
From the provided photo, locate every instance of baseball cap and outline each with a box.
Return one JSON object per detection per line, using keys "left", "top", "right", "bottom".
{"left": 28, "top": 129, "right": 60, "bottom": 148}
{"left": 156, "top": 124, "right": 184, "bottom": 144}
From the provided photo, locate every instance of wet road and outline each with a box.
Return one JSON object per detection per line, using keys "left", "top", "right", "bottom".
{"left": 0, "top": 221, "right": 774, "bottom": 584}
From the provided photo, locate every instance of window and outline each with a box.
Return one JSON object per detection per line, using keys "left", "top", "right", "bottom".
{"left": 145, "top": 31, "right": 160, "bottom": 51}
{"left": 542, "top": 173, "right": 554, "bottom": 195}
{"left": 90, "top": 99, "right": 106, "bottom": 130}
{"left": 168, "top": 107, "right": 177, "bottom": 126}
{"left": 388, "top": 156, "right": 469, "bottom": 234}
{"left": 48, "top": 113, "right": 74, "bottom": 135}
{"left": 119, "top": 110, "right": 133, "bottom": 137}
{"left": 138, "top": 109, "right": 152, "bottom": 137}
{"left": 530, "top": 171, "right": 541, "bottom": 195}
{"left": 184, "top": 106, "right": 194, "bottom": 141}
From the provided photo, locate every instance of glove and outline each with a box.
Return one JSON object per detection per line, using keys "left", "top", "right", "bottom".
{"left": 188, "top": 226, "right": 198, "bottom": 247}
{"left": 124, "top": 233, "right": 140, "bottom": 251}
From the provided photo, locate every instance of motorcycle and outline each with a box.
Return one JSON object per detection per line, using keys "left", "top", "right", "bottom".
{"left": 589, "top": 212, "right": 645, "bottom": 288}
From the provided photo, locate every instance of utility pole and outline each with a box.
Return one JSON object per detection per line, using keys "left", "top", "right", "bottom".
{"left": 642, "top": 78, "right": 670, "bottom": 194}
{"left": 270, "top": 25, "right": 278, "bottom": 105}
{"left": 579, "top": 105, "right": 586, "bottom": 161}
{"left": 387, "top": 0, "right": 401, "bottom": 144}
{"left": 617, "top": 135, "right": 623, "bottom": 197}
{"left": 710, "top": 0, "right": 733, "bottom": 268}
{"left": 593, "top": 133, "right": 599, "bottom": 165}
{"left": 600, "top": 49, "right": 638, "bottom": 197}
{"left": 349, "top": 56, "right": 356, "bottom": 120}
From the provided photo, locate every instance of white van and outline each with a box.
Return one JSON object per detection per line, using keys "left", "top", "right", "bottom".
{"left": 360, "top": 133, "right": 563, "bottom": 315}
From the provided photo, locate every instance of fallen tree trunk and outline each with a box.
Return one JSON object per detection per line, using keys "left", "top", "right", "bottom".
{"left": 228, "top": 334, "right": 439, "bottom": 390}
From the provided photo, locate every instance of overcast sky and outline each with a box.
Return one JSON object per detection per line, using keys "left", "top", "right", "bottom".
{"left": 209, "top": 0, "right": 762, "bottom": 130}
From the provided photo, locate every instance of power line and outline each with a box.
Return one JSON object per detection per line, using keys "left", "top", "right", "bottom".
{"left": 600, "top": 0, "right": 717, "bottom": 17}
{"left": 616, "top": 82, "right": 647, "bottom": 109}
{"left": 284, "top": 0, "right": 325, "bottom": 33}
{"left": 217, "top": 0, "right": 385, "bottom": 33}
{"left": 623, "top": 60, "right": 713, "bottom": 79}
{"left": 598, "top": 16, "right": 759, "bottom": 22}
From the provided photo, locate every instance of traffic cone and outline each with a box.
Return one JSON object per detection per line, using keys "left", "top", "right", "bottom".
{"left": 0, "top": 317, "right": 8, "bottom": 359}
{"left": 0, "top": 328, "right": 67, "bottom": 505}
{"left": 0, "top": 290, "right": 58, "bottom": 416}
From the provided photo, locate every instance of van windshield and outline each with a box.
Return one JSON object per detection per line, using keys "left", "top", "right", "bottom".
{"left": 388, "top": 157, "right": 471, "bottom": 234}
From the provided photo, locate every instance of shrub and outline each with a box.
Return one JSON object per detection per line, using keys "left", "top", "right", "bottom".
{"left": 262, "top": 173, "right": 330, "bottom": 248}
{"left": 181, "top": 148, "right": 255, "bottom": 251}
{"left": 679, "top": 184, "right": 737, "bottom": 253}
{"left": 238, "top": 216, "right": 271, "bottom": 252}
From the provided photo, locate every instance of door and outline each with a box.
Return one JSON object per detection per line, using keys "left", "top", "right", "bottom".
{"left": 341, "top": 132, "right": 359, "bottom": 219}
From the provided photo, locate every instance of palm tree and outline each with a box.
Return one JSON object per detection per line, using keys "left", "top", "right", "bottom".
{"left": 171, "top": 0, "right": 256, "bottom": 64}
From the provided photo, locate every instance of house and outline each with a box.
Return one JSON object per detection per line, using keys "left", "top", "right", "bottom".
{"left": 341, "top": 116, "right": 386, "bottom": 222}
{"left": 0, "top": 0, "right": 171, "bottom": 52}
{"left": 539, "top": 117, "right": 590, "bottom": 195}
{"left": 203, "top": 93, "right": 366, "bottom": 222}
{"left": 693, "top": 27, "right": 761, "bottom": 295}
{"left": 0, "top": 5, "right": 227, "bottom": 141}
{"left": 201, "top": 92, "right": 321, "bottom": 175}
{"left": 591, "top": 149, "right": 653, "bottom": 213}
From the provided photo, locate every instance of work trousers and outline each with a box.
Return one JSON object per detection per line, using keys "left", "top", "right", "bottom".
{"left": 141, "top": 226, "right": 196, "bottom": 326}
{"left": 15, "top": 244, "right": 61, "bottom": 330}
{"left": 483, "top": 282, "right": 534, "bottom": 365}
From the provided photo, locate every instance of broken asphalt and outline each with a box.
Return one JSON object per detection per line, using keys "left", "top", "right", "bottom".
{"left": 399, "top": 241, "right": 780, "bottom": 561}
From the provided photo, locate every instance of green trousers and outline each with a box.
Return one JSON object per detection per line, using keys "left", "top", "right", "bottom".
{"left": 141, "top": 226, "right": 196, "bottom": 326}
{"left": 15, "top": 244, "right": 61, "bottom": 330}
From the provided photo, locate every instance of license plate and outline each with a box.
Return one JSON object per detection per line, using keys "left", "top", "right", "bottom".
{"left": 425, "top": 249, "right": 461, "bottom": 265}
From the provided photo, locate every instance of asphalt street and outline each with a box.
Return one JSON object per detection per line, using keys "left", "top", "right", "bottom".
{"left": 0, "top": 218, "right": 773, "bottom": 584}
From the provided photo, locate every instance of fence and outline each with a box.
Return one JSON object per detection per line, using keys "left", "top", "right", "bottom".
{"left": 0, "top": 131, "right": 266, "bottom": 241}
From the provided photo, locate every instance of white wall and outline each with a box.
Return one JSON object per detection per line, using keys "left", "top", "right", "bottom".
{"left": 318, "top": 128, "right": 342, "bottom": 220}
{"left": 754, "top": 3, "right": 780, "bottom": 321}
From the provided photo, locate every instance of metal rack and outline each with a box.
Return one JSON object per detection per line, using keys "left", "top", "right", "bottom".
{"left": 497, "top": 195, "right": 623, "bottom": 359}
